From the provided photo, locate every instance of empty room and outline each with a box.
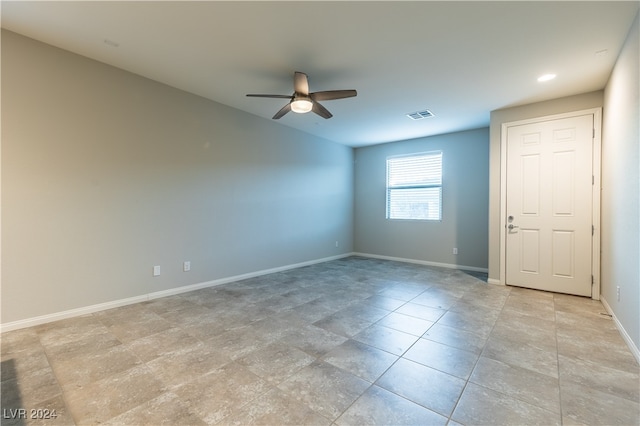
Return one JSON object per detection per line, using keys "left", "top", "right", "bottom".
{"left": 1, "top": 2, "right": 638, "bottom": 425}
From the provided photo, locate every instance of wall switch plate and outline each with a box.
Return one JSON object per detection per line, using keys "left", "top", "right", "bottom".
{"left": 617, "top": 286, "right": 620, "bottom": 301}
{"left": 183, "top": 261, "right": 191, "bottom": 272}
{"left": 153, "top": 265, "right": 161, "bottom": 276}
{"left": 453, "top": 248, "right": 458, "bottom": 255}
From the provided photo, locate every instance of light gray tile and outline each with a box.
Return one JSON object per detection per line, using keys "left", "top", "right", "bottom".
{"left": 403, "top": 338, "right": 478, "bottom": 379}
{"left": 452, "top": 383, "right": 561, "bottom": 426}
{"left": 470, "top": 356, "right": 561, "bottom": 414}
{"left": 103, "top": 392, "right": 207, "bottom": 425}
{"left": 395, "top": 302, "right": 446, "bottom": 322}
{"left": 376, "top": 312, "right": 434, "bottom": 336}
{"left": 278, "top": 324, "right": 347, "bottom": 357}
{"left": 277, "top": 360, "right": 370, "bottom": 421}
{"left": 376, "top": 358, "right": 465, "bottom": 417}
{"left": 353, "top": 324, "right": 419, "bottom": 356}
{"left": 422, "top": 323, "right": 487, "bottom": 354}
{"left": 482, "top": 333, "right": 559, "bottom": 379}
{"left": 558, "top": 354, "right": 639, "bottom": 403}
{"left": 237, "top": 342, "right": 316, "bottom": 384}
{"left": 322, "top": 339, "right": 397, "bottom": 382}
{"left": 336, "top": 385, "right": 447, "bottom": 426}
{"left": 65, "top": 364, "right": 166, "bottom": 425}
{"left": 146, "top": 343, "right": 231, "bottom": 389}
{"left": 225, "top": 387, "right": 331, "bottom": 425}
{"left": 560, "top": 379, "right": 640, "bottom": 425}
{"left": 173, "top": 362, "right": 271, "bottom": 425}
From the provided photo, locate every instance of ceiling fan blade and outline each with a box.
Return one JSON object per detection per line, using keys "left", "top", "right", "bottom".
{"left": 312, "top": 101, "right": 333, "bottom": 119}
{"left": 294, "top": 72, "right": 309, "bottom": 95}
{"left": 310, "top": 90, "right": 357, "bottom": 101}
{"left": 272, "top": 102, "right": 292, "bottom": 119}
{"left": 246, "top": 94, "right": 292, "bottom": 99}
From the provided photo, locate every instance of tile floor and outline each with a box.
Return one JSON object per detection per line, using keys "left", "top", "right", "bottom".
{"left": 1, "top": 256, "right": 639, "bottom": 425}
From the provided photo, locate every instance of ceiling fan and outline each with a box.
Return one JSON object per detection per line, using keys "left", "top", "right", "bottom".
{"left": 246, "top": 71, "right": 357, "bottom": 119}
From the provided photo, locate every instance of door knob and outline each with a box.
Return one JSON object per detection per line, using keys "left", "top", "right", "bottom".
{"left": 508, "top": 224, "right": 519, "bottom": 230}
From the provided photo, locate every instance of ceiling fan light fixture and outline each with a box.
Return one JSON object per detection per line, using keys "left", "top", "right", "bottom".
{"left": 291, "top": 98, "right": 313, "bottom": 113}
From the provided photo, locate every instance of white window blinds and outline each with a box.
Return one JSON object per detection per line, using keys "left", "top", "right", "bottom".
{"left": 386, "top": 152, "right": 442, "bottom": 220}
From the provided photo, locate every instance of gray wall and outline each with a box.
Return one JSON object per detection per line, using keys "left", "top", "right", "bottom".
{"left": 602, "top": 12, "right": 639, "bottom": 351}
{"left": 1, "top": 31, "right": 354, "bottom": 325}
{"left": 488, "top": 91, "right": 604, "bottom": 283}
{"left": 354, "top": 128, "right": 490, "bottom": 270}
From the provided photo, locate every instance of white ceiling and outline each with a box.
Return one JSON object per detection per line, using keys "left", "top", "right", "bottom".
{"left": 2, "top": 1, "right": 638, "bottom": 147}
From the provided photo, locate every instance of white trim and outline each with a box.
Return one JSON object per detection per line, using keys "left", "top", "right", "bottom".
{"left": 487, "top": 278, "right": 503, "bottom": 286}
{"left": 600, "top": 296, "right": 640, "bottom": 365}
{"left": 499, "top": 108, "right": 602, "bottom": 299}
{"left": 0, "top": 253, "right": 351, "bottom": 333}
{"left": 352, "top": 252, "right": 488, "bottom": 273}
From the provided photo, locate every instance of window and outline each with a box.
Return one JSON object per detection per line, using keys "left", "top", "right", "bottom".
{"left": 386, "top": 151, "right": 442, "bottom": 220}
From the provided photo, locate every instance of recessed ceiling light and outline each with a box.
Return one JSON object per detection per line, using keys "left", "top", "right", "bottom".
{"left": 537, "top": 74, "right": 556, "bottom": 82}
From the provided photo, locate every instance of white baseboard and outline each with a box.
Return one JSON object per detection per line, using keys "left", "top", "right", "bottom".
{"left": 487, "top": 278, "right": 503, "bottom": 286}
{"left": 600, "top": 296, "right": 640, "bottom": 365}
{"left": 0, "top": 253, "right": 351, "bottom": 333}
{"left": 351, "top": 252, "right": 488, "bottom": 274}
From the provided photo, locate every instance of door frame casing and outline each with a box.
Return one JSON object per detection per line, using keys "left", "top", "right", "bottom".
{"left": 498, "top": 108, "right": 602, "bottom": 299}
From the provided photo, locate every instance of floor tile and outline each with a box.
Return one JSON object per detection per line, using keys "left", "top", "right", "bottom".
{"left": 236, "top": 342, "right": 316, "bottom": 384}
{"left": 103, "top": 392, "right": 207, "bottom": 425}
{"left": 422, "top": 323, "right": 487, "bottom": 355}
{"left": 376, "top": 358, "right": 465, "bottom": 417}
{"left": 436, "top": 310, "right": 495, "bottom": 338}
{"left": 403, "top": 338, "right": 478, "bottom": 379}
{"left": 313, "top": 312, "right": 374, "bottom": 338}
{"left": 322, "top": 339, "right": 398, "bottom": 382}
{"left": 335, "top": 385, "right": 448, "bottom": 425}
{"left": 376, "top": 312, "right": 434, "bottom": 336}
{"left": 1, "top": 366, "right": 62, "bottom": 410}
{"left": 558, "top": 354, "right": 639, "bottom": 403}
{"left": 352, "top": 324, "right": 419, "bottom": 356}
{"left": 2, "top": 257, "right": 638, "bottom": 425}
{"left": 410, "top": 289, "right": 460, "bottom": 310}
{"left": 482, "top": 333, "right": 559, "bottom": 379}
{"left": 277, "top": 360, "right": 370, "bottom": 421}
{"left": 277, "top": 324, "right": 348, "bottom": 357}
{"left": 146, "top": 343, "right": 231, "bottom": 389}
{"left": 173, "top": 362, "right": 271, "bottom": 424}
{"left": 224, "top": 387, "right": 331, "bottom": 425}
{"left": 395, "top": 302, "right": 446, "bottom": 322}
{"left": 452, "top": 382, "right": 561, "bottom": 426}
{"left": 363, "top": 295, "right": 406, "bottom": 311}
{"left": 48, "top": 342, "right": 143, "bottom": 390}
{"left": 64, "top": 364, "right": 166, "bottom": 424}
{"left": 123, "top": 327, "right": 202, "bottom": 362}
{"left": 560, "top": 379, "right": 640, "bottom": 425}
{"left": 470, "top": 356, "right": 561, "bottom": 414}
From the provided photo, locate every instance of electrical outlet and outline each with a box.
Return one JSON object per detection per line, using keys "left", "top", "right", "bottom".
{"left": 617, "top": 286, "right": 620, "bottom": 301}
{"left": 453, "top": 247, "right": 458, "bottom": 255}
{"left": 153, "top": 265, "right": 161, "bottom": 277}
{"left": 183, "top": 261, "right": 191, "bottom": 272}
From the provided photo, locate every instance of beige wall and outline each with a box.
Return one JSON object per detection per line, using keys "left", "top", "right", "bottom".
{"left": 601, "top": 12, "right": 639, "bottom": 352}
{"left": 488, "top": 91, "right": 604, "bottom": 283}
{"left": 1, "top": 31, "right": 354, "bottom": 326}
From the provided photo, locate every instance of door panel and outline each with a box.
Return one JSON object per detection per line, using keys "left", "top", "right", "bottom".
{"left": 506, "top": 114, "right": 593, "bottom": 296}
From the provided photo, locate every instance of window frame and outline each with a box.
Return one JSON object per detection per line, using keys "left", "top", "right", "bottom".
{"left": 385, "top": 151, "right": 443, "bottom": 221}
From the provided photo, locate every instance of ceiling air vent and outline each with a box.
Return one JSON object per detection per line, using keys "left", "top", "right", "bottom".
{"left": 406, "top": 110, "right": 434, "bottom": 120}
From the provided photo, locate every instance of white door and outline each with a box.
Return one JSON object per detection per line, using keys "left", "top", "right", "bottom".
{"left": 505, "top": 114, "right": 594, "bottom": 296}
